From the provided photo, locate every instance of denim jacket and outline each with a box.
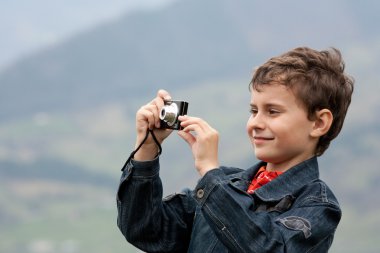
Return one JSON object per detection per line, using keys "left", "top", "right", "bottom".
{"left": 117, "top": 156, "right": 341, "bottom": 253}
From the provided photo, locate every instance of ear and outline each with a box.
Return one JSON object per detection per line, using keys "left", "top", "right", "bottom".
{"left": 310, "top": 109, "right": 333, "bottom": 138}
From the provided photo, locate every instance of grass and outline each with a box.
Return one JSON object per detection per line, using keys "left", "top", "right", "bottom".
{"left": 1, "top": 208, "right": 140, "bottom": 253}
{"left": 0, "top": 180, "right": 140, "bottom": 253}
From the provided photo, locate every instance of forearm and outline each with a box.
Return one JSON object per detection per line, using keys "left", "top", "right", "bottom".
{"left": 117, "top": 158, "right": 162, "bottom": 242}
{"left": 117, "top": 158, "right": 194, "bottom": 252}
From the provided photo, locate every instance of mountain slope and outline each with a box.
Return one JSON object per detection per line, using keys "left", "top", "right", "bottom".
{"left": 0, "top": 0, "right": 374, "bottom": 120}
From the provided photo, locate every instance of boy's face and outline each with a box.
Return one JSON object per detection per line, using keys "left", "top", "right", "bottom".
{"left": 247, "top": 84, "right": 318, "bottom": 171}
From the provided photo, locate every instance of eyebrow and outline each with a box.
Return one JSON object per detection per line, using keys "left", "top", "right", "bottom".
{"left": 250, "top": 102, "right": 286, "bottom": 108}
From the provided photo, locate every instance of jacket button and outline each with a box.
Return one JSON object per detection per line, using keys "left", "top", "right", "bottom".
{"left": 196, "top": 189, "right": 205, "bottom": 199}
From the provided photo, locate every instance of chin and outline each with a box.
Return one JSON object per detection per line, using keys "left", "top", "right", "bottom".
{"left": 254, "top": 151, "right": 279, "bottom": 164}
{"left": 254, "top": 152, "right": 270, "bottom": 163}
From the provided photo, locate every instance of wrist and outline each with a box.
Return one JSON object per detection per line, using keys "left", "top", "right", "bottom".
{"left": 133, "top": 143, "right": 159, "bottom": 161}
{"left": 196, "top": 161, "right": 219, "bottom": 177}
{"left": 133, "top": 129, "right": 163, "bottom": 161}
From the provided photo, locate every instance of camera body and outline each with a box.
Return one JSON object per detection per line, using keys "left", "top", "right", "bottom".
{"left": 159, "top": 100, "right": 188, "bottom": 130}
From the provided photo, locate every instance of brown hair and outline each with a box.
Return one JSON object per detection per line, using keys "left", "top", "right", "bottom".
{"left": 250, "top": 47, "right": 354, "bottom": 155}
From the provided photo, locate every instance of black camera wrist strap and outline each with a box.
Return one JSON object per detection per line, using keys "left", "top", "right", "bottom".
{"left": 121, "top": 129, "right": 162, "bottom": 171}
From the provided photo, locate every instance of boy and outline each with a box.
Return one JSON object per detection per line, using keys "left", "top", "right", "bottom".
{"left": 117, "top": 47, "right": 354, "bottom": 252}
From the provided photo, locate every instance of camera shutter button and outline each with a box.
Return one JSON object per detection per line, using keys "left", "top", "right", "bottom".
{"left": 196, "top": 189, "right": 205, "bottom": 199}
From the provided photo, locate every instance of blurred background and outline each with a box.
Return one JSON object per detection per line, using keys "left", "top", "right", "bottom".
{"left": 1, "top": 0, "right": 379, "bottom": 252}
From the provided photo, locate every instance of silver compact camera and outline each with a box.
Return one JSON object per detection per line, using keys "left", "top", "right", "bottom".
{"left": 159, "top": 100, "right": 189, "bottom": 130}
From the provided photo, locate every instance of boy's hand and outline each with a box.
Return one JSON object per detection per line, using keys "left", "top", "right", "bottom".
{"left": 134, "top": 89, "right": 173, "bottom": 161}
{"left": 177, "top": 116, "right": 219, "bottom": 176}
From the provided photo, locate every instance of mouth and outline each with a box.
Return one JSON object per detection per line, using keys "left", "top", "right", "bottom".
{"left": 254, "top": 136, "right": 274, "bottom": 140}
{"left": 253, "top": 136, "right": 274, "bottom": 144}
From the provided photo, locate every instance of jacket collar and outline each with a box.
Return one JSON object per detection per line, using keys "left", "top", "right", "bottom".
{"left": 244, "top": 156, "right": 320, "bottom": 202}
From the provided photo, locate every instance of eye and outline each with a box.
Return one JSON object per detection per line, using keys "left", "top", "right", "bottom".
{"left": 250, "top": 108, "right": 258, "bottom": 115}
{"left": 268, "top": 109, "right": 280, "bottom": 115}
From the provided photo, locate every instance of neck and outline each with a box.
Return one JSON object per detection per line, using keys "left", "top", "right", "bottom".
{"left": 265, "top": 154, "right": 315, "bottom": 172}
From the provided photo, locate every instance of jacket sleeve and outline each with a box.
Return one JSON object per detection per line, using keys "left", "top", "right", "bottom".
{"left": 116, "top": 157, "right": 195, "bottom": 253}
{"left": 193, "top": 168, "right": 341, "bottom": 253}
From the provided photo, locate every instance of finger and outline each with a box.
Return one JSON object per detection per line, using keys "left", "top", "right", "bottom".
{"left": 150, "top": 90, "right": 171, "bottom": 128}
{"left": 144, "top": 109, "right": 155, "bottom": 130}
{"left": 137, "top": 105, "right": 157, "bottom": 130}
{"left": 180, "top": 117, "right": 219, "bottom": 145}
{"left": 151, "top": 99, "right": 164, "bottom": 128}
{"left": 146, "top": 98, "right": 162, "bottom": 128}
{"left": 151, "top": 101, "right": 162, "bottom": 128}
{"left": 157, "top": 89, "right": 172, "bottom": 101}
{"left": 181, "top": 123, "right": 204, "bottom": 137}
{"left": 179, "top": 116, "right": 210, "bottom": 132}
{"left": 149, "top": 89, "right": 171, "bottom": 106}
{"left": 178, "top": 130, "right": 196, "bottom": 146}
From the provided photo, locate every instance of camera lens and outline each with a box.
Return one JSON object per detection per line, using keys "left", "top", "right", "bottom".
{"left": 160, "top": 108, "right": 166, "bottom": 118}
{"left": 159, "top": 103, "right": 178, "bottom": 126}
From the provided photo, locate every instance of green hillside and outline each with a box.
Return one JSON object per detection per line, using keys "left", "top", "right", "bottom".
{"left": 1, "top": 0, "right": 380, "bottom": 252}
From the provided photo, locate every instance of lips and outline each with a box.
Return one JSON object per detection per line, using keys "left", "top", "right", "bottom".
{"left": 253, "top": 136, "right": 274, "bottom": 144}
{"left": 254, "top": 136, "right": 274, "bottom": 140}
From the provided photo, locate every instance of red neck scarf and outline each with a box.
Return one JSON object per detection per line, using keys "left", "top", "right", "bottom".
{"left": 247, "top": 166, "right": 283, "bottom": 194}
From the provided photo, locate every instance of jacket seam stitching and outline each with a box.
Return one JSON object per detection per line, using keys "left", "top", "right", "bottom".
{"left": 204, "top": 202, "right": 247, "bottom": 253}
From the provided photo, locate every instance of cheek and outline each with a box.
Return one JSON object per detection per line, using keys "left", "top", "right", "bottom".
{"left": 275, "top": 124, "right": 307, "bottom": 147}
{"left": 246, "top": 117, "right": 253, "bottom": 135}
{"left": 273, "top": 124, "right": 292, "bottom": 141}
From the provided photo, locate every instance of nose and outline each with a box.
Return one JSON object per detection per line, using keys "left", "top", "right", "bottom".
{"left": 246, "top": 112, "right": 265, "bottom": 134}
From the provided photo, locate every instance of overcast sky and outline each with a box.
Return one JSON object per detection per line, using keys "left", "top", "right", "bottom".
{"left": 0, "top": 0, "right": 176, "bottom": 71}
